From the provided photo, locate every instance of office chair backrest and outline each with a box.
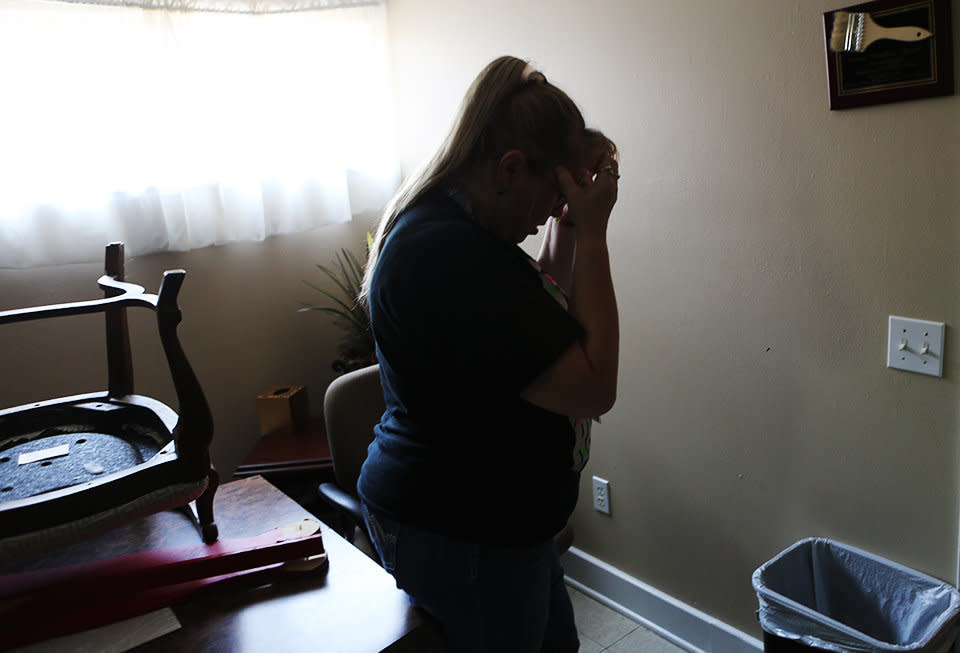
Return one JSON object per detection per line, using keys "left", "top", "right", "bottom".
{"left": 322, "top": 364, "right": 384, "bottom": 495}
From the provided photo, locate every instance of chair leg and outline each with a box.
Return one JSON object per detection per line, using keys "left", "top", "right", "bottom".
{"left": 196, "top": 466, "right": 220, "bottom": 543}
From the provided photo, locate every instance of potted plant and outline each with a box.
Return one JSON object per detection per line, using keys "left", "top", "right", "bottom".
{"left": 300, "top": 235, "right": 376, "bottom": 373}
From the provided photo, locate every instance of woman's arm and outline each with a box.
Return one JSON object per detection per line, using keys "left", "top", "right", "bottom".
{"left": 522, "top": 161, "right": 620, "bottom": 417}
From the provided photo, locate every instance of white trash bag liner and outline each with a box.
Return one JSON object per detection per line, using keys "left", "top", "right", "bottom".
{"left": 753, "top": 538, "right": 960, "bottom": 653}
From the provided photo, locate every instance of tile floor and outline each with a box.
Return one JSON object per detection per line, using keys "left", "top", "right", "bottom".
{"left": 569, "top": 586, "right": 687, "bottom": 653}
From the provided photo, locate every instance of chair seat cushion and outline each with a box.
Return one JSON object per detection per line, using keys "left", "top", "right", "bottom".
{"left": 1, "top": 425, "right": 165, "bottom": 501}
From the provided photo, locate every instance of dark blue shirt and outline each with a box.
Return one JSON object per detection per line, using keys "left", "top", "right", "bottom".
{"left": 357, "top": 189, "right": 584, "bottom": 545}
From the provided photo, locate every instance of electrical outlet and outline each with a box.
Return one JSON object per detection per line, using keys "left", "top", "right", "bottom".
{"left": 887, "top": 316, "right": 945, "bottom": 377}
{"left": 592, "top": 476, "right": 611, "bottom": 515}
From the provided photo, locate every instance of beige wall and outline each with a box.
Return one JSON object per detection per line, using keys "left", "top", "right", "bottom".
{"left": 0, "top": 217, "right": 376, "bottom": 478}
{"left": 384, "top": 0, "right": 960, "bottom": 636}
{"left": 1, "top": 0, "right": 957, "bottom": 639}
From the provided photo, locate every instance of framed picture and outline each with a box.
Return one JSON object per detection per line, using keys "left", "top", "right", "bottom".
{"left": 822, "top": 0, "right": 954, "bottom": 110}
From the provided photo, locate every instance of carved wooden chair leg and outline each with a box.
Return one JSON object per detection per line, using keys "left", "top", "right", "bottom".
{"left": 197, "top": 467, "right": 220, "bottom": 543}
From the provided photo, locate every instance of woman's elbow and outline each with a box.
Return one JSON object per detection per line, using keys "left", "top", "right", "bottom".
{"left": 590, "top": 381, "right": 617, "bottom": 416}
{"left": 554, "top": 376, "right": 617, "bottom": 417}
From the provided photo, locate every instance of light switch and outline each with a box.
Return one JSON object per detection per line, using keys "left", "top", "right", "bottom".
{"left": 887, "top": 316, "right": 945, "bottom": 377}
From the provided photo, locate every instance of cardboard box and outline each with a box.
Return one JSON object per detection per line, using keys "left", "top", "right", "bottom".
{"left": 257, "top": 385, "right": 309, "bottom": 437}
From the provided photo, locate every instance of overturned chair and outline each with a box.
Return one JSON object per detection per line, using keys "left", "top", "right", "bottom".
{"left": 0, "top": 242, "right": 218, "bottom": 564}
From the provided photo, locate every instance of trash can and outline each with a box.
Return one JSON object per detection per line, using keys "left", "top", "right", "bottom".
{"left": 752, "top": 538, "right": 960, "bottom": 653}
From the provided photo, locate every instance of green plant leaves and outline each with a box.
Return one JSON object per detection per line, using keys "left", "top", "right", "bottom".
{"left": 300, "top": 239, "right": 375, "bottom": 361}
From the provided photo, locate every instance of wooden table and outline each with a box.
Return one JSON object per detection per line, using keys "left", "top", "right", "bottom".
{"left": 3, "top": 475, "right": 444, "bottom": 653}
{"left": 234, "top": 418, "right": 332, "bottom": 480}
{"left": 234, "top": 419, "right": 335, "bottom": 516}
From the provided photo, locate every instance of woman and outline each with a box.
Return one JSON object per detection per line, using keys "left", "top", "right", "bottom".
{"left": 357, "top": 56, "right": 620, "bottom": 652}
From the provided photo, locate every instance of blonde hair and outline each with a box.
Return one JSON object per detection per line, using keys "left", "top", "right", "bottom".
{"left": 359, "top": 56, "right": 586, "bottom": 304}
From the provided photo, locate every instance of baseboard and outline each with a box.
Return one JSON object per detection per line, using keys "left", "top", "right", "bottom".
{"left": 561, "top": 546, "right": 763, "bottom": 653}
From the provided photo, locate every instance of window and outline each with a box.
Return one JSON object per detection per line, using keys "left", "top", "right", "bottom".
{"left": 0, "top": 0, "right": 398, "bottom": 267}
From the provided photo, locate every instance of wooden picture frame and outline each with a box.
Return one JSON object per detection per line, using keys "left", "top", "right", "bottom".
{"left": 823, "top": 0, "right": 954, "bottom": 110}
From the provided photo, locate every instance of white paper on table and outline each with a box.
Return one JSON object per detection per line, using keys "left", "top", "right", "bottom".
{"left": 11, "top": 608, "right": 181, "bottom": 653}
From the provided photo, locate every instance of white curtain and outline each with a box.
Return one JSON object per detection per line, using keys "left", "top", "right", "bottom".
{"left": 57, "top": 0, "right": 378, "bottom": 13}
{"left": 0, "top": 0, "right": 399, "bottom": 268}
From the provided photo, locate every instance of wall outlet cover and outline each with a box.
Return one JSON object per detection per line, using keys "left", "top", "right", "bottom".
{"left": 592, "top": 476, "right": 611, "bottom": 515}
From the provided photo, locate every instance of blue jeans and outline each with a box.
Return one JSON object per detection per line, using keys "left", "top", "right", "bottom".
{"left": 362, "top": 503, "right": 579, "bottom": 653}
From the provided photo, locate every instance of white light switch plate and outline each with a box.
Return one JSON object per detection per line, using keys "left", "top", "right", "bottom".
{"left": 887, "top": 316, "right": 945, "bottom": 377}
